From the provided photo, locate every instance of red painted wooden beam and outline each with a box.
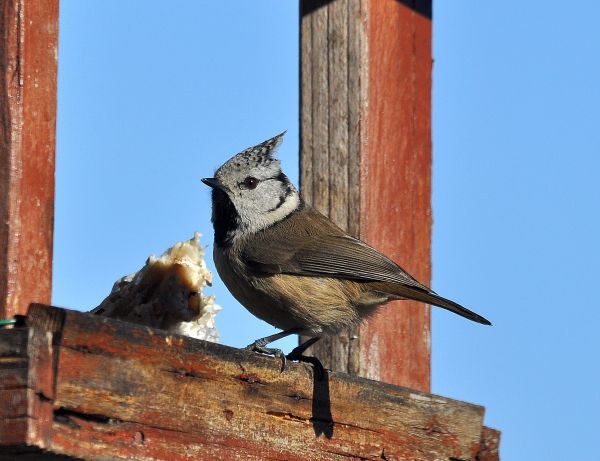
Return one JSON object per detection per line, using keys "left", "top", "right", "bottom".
{"left": 359, "top": 0, "right": 433, "bottom": 391}
{"left": 0, "top": 0, "right": 58, "bottom": 318}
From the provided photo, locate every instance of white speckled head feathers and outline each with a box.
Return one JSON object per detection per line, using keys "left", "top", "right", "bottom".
{"left": 215, "top": 131, "right": 286, "bottom": 180}
{"left": 204, "top": 132, "right": 300, "bottom": 246}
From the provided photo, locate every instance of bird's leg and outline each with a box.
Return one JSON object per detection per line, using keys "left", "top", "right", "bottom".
{"left": 286, "top": 337, "right": 326, "bottom": 380}
{"left": 245, "top": 328, "right": 300, "bottom": 371}
{"left": 287, "top": 337, "right": 321, "bottom": 360}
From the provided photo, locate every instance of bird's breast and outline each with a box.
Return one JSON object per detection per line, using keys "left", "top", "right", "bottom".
{"left": 213, "top": 243, "right": 384, "bottom": 335}
{"left": 213, "top": 244, "right": 296, "bottom": 330}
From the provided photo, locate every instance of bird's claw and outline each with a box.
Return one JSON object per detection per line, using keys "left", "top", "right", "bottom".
{"left": 245, "top": 342, "right": 287, "bottom": 372}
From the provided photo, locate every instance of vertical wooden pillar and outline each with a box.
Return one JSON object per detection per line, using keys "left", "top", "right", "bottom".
{"left": 0, "top": 0, "right": 59, "bottom": 318}
{"left": 300, "top": 0, "right": 432, "bottom": 391}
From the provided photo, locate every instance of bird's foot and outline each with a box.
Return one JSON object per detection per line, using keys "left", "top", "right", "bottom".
{"left": 243, "top": 328, "right": 302, "bottom": 372}
{"left": 245, "top": 342, "right": 287, "bottom": 372}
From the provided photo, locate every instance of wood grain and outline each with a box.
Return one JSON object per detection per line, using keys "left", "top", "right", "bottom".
{"left": 0, "top": 328, "right": 28, "bottom": 446}
{"left": 299, "top": 0, "right": 433, "bottom": 391}
{"left": 25, "top": 304, "right": 65, "bottom": 449}
{"left": 300, "top": 1, "right": 314, "bottom": 205}
{"left": 1, "top": 304, "right": 490, "bottom": 460}
{"left": 0, "top": 0, "right": 58, "bottom": 318}
{"left": 478, "top": 427, "right": 501, "bottom": 461}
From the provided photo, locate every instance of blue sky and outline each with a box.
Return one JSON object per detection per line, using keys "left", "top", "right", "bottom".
{"left": 54, "top": 2, "right": 599, "bottom": 459}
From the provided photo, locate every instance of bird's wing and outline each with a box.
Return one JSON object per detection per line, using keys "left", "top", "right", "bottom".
{"left": 243, "top": 232, "right": 431, "bottom": 291}
{"left": 242, "top": 206, "right": 492, "bottom": 326}
{"left": 243, "top": 232, "right": 493, "bottom": 325}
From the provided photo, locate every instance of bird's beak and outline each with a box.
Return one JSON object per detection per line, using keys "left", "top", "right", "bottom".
{"left": 201, "top": 177, "right": 225, "bottom": 190}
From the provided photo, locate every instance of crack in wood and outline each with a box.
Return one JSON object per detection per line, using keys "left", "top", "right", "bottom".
{"left": 15, "top": 0, "right": 23, "bottom": 103}
{"left": 333, "top": 419, "right": 382, "bottom": 435}
{"left": 0, "top": 415, "right": 32, "bottom": 421}
{"left": 234, "top": 373, "right": 268, "bottom": 386}
{"left": 163, "top": 367, "right": 206, "bottom": 380}
{"left": 62, "top": 343, "right": 110, "bottom": 356}
{"left": 268, "top": 406, "right": 394, "bottom": 441}
{"left": 266, "top": 410, "right": 308, "bottom": 424}
{"left": 53, "top": 407, "right": 117, "bottom": 428}
{"left": 321, "top": 446, "right": 370, "bottom": 460}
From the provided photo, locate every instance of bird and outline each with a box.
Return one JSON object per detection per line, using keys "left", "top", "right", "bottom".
{"left": 202, "top": 132, "right": 491, "bottom": 367}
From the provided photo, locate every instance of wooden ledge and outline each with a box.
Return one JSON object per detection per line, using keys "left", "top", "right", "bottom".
{"left": 0, "top": 304, "right": 498, "bottom": 460}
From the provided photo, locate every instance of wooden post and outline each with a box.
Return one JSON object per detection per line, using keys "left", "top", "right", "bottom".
{"left": 300, "top": 0, "right": 432, "bottom": 391}
{"left": 0, "top": 0, "right": 58, "bottom": 318}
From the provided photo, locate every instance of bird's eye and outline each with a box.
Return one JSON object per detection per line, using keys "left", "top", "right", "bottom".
{"left": 243, "top": 176, "right": 259, "bottom": 189}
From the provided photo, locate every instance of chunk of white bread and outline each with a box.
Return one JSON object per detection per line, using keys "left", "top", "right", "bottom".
{"left": 92, "top": 232, "right": 220, "bottom": 342}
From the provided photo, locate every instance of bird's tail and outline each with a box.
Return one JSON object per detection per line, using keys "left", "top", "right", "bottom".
{"left": 384, "top": 285, "right": 492, "bottom": 325}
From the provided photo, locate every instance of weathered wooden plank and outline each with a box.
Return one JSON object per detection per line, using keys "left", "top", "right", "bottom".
{"left": 299, "top": 1, "right": 313, "bottom": 205}
{"left": 26, "top": 305, "right": 65, "bottom": 450}
{"left": 0, "top": 327, "right": 27, "bottom": 357}
{"left": 478, "top": 427, "right": 501, "bottom": 461}
{"left": 327, "top": 0, "right": 349, "bottom": 231}
{"left": 325, "top": 0, "right": 353, "bottom": 375}
{"left": 6, "top": 304, "right": 485, "bottom": 460}
{"left": 0, "top": 365, "right": 27, "bottom": 390}
{"left": 300, "top": 0, "right": 366, "bottom": 377}
{"left": 310, "top": 2, "right": 329, "bottom": 217}
{"left": 0, "top": 328, "right": 28, "bottom": 445}
{"left": 301, "top": 1, "right": 343, "bottom": 372}
{"left": 0, "top": 389, "right": 27, "bottom": 418}
{"left": 299, "top": 0, "right": 432, "bottom": 392}
{"left": 0, "top": 0, "right": 58, "bottom": 319}
{"left": 346, "top": 0, "right": 366, "bottom": 241}
{"left": 0, "top": 418, "right": 28, "bottom": 447}
{"left": 346, "top": 0, "right": 367, "bottom": 377}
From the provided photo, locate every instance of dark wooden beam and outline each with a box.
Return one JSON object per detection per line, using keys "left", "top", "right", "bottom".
{"left": 300, "top": 0, "right": 432, "bottom": 391}
{"left": 0, "top": 327, "right": 28, "bottom": 446}
{"left": 0, "top": 304, "right": 493, "bottom": 460}
{"left": 0, "top": 0, "right": 58, "bottom": 318}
